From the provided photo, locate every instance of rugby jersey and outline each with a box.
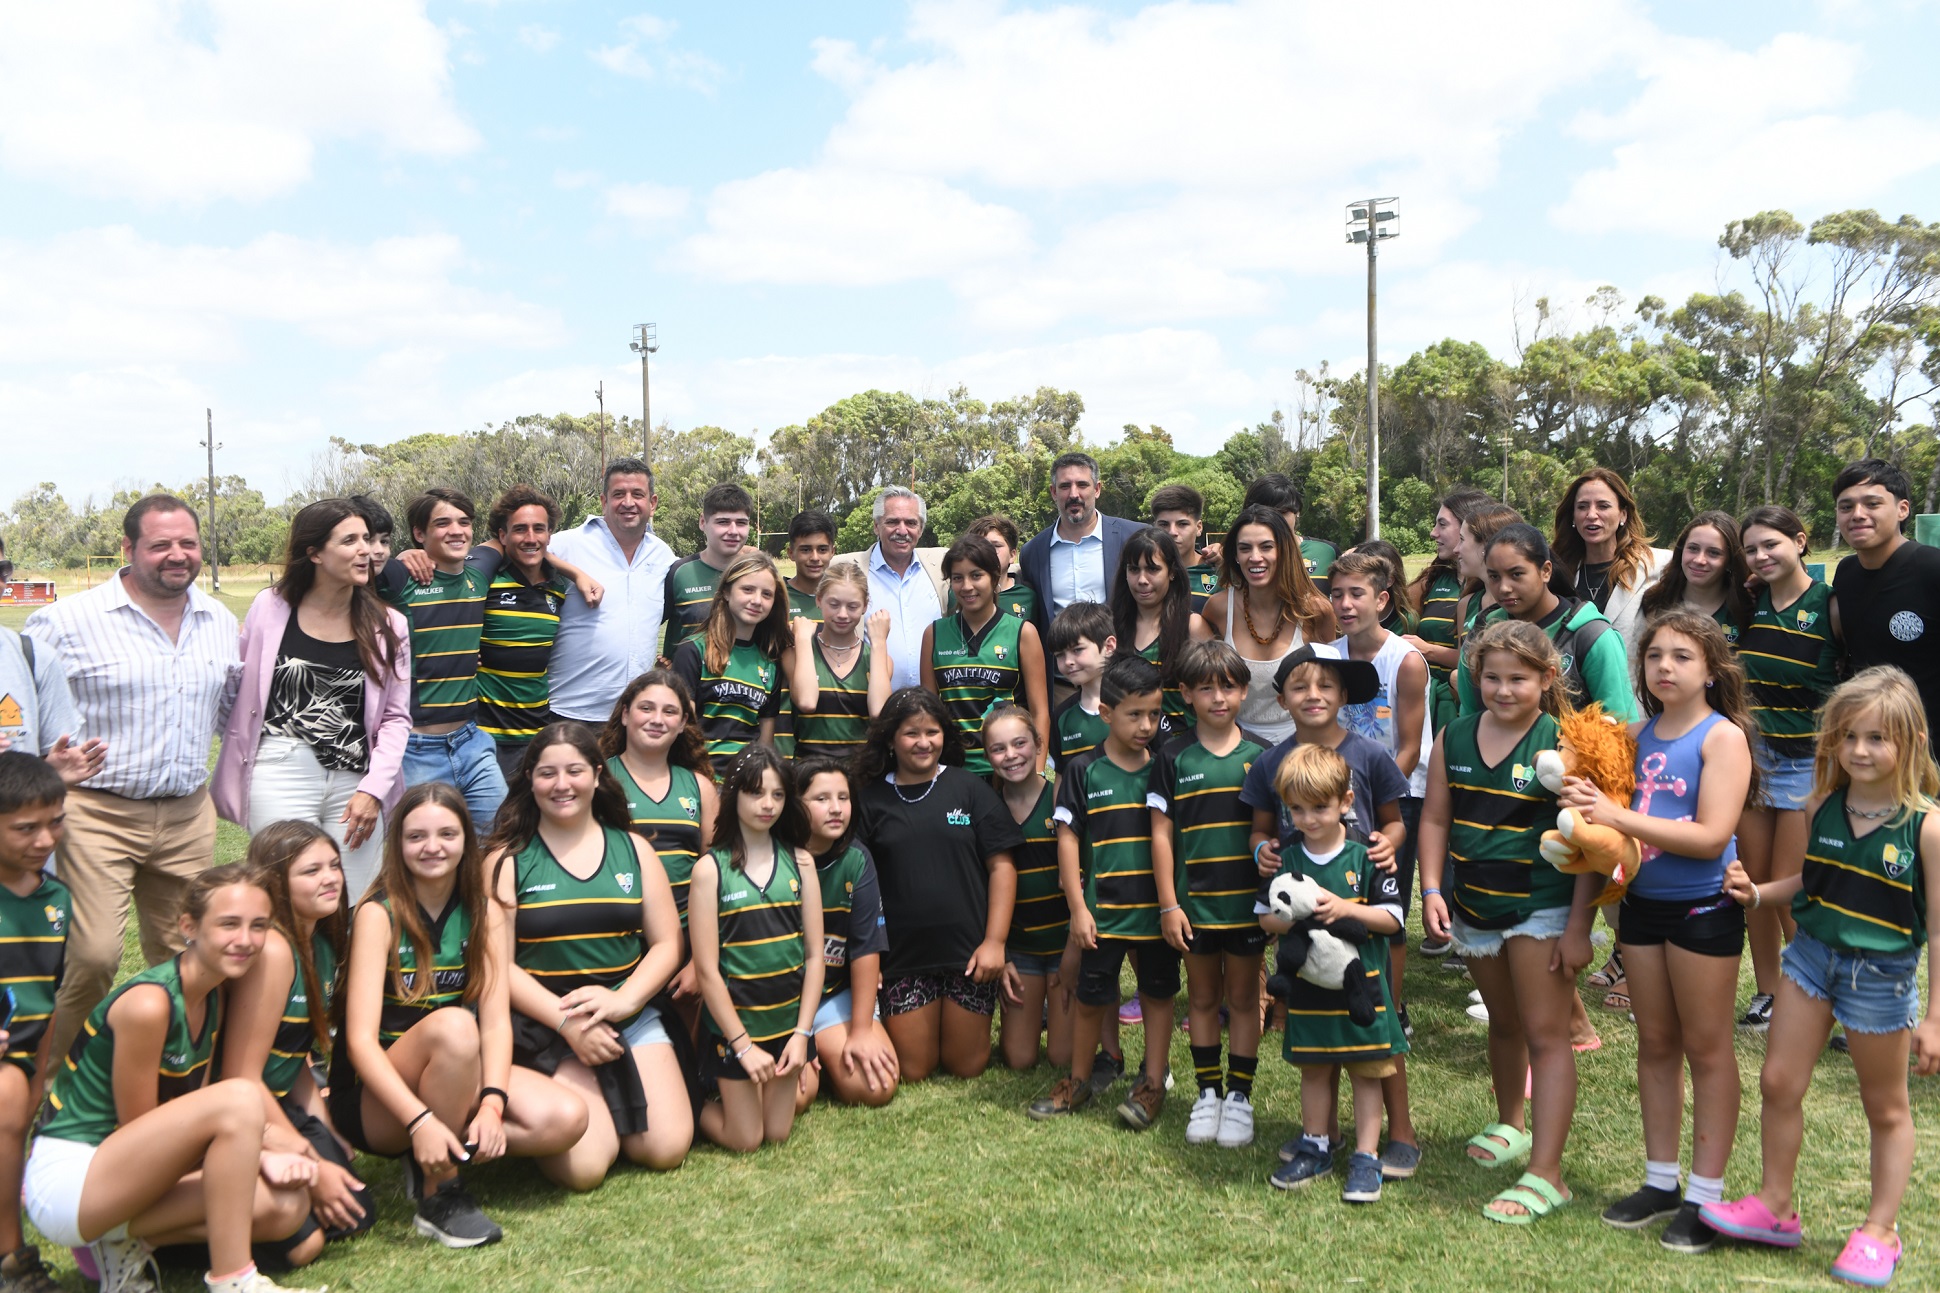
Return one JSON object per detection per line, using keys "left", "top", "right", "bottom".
{"left": 263, "top": 936, "right": 335, "bottom": 1098}
{"left": 706, "top": 846, "right": 807, "bottom": 1043}
{"left": 1006, "top": 779, "right": 1067, "bottom": 957}
{"left": 378, "top": 562, "right": 488, "bottom": 727}
{"left": 0, "top": 873, "right": 68, "bottom": 1077}
{"left": 1415, "top": 569, "right": 1464, "bottom": 685}
{"left": 932, "top": 610, "right": 1025, "bottom": 775}
{"left": 41, "top": 956, "right": 215, "bottom": 1146}
{"left": 812, "top": 842, "right": 886, "bottom": 1000}
{"left": 377, "top": 897, "right": 471, "bottom": 1045}
{"left": 476, "top": 563, "right": 570, "bottom": 745}
{"left": 793, "top": 636, "right": 873, "bottom": 762}
{"left": 1054, "top": 749, "right": 1158, "bottom": 940}
{"left": 945, "top": 581, "right": 1039, "bottom": 623}
{"left": 1273, "top": 838, "right": 1407, "bottom": 1066}
{"left": 1186, "top": 564, "right": 1221, "bottom": 616}
{"left": 1053, "top": 692, "right": 1108, "bottom": 770}
{"left": 1795, "top": 791, "right": 1928, "bottom": 956}
{"left": 608, "top": 757, "right": 705, "bottom": 922}
{"left": 1441, "top": 712, "right": 1568, "bottom": 929}
{"left": 510, "top": 828, "right": 648, "bottom": 1009}
{"left": 670, "top": 639, "right": 785, "bottom": 765}
{"left": 662, "top": 556, "right": 726, "bottom": 654}
{"left": 1739, "top": 582, "right": 1840, "bottom": 760}
{"left": 1137, "top": 637, "right": 1195, "bottom": 732}
{"left": 787, "top": 585, "right": 822, "bottom": 622}
{"left": 1300, "top": 536, "right": 1338, "bottom": 597}
{"left": 1147, "top": 729, "right": 1264, "bottom": 930}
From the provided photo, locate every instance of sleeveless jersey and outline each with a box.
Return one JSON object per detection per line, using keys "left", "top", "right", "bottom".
{"left": 1148, "top": 730, "right": 1265, "bottom": 931}
{"left": 814, "top": 843, "right": 870, "bottom": 1000}
{"left": 931, "top": 610, "right": 1025, "bottom": 775}
{"left": 793, "top": 636, "right": 873, "bottom": 762}
{"left": 41, "top": 957, "right": 216, "bottom": 1146}
{"left": 1275, "top": 839, "right": 1407, "bottom": 1066}
{"left": 1625, "top": 711, "right": 1738, "bottom": 901}
{"left": 608, "top": 757, "right": 704, "bottom": 923}
{"left": 1740, "top": 582, "right": 1841, "bottom": 760}
{"left": 1333, "top": 633, "right": 1432, "bottom": 798}
{"left": 1054, "top": 750, "right": 1158, "bottom": 940}
{"left": 1186, "top": 564, "right": 1221, "bottom": 616}
{"left": 787, "top": 585, "right": 822, "bottom": 622}
{"left": 511, "top": 827, "right": 649, "bottom": 1013}
{"left": 707, "top": 846, "right": 807, "bottom": 1043}
{"left": 1414, "top": 569, "right": 1464, "bottom": 685}
{"left": 0, "top": 873, "right": 69, "bottom": 1078}
{"left": 1796, "top": 792, "right": 1928, "bottom": 956}
{"left": 1442, "top": 712, "right": 1568, "bottom": 929}
{"left": 1136, "top": 637, "right": 1195, "bottom": 732}
{"left": 378, "top": 897, "right": 472, "bottom": 1045}
{"left": 264, "top": 936, "right": 336, "bottom": 1099}
{"left": 1006, "top": 779, "right": 1067, "bottom": 957}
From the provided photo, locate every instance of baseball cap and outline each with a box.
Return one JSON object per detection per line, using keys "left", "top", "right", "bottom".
{"left": 1272, "top": 642, "right": 1380, "bottom": 705}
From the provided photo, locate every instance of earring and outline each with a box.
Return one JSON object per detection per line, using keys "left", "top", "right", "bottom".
{"left": 1705, "top": 680, "right": 1713, "bottom": 688}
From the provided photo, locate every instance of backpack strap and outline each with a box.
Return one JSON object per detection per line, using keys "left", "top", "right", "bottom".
{"left": 1551, "top": 602, "right": 1613, "bottom": 703}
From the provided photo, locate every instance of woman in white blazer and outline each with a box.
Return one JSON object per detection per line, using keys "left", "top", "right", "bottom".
{"left": 1549, "top": 468, "right": 1670, "bottom": 657}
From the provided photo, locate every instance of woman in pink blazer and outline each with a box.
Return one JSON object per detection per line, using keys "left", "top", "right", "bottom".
{"left": 214, "top": 498, "right": 411, "bottom": 900}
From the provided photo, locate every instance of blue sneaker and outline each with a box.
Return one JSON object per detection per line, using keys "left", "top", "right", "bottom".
{"left": 1342, "top": 1151, "right": 1383, "bottom": 1203}
{"left": 1269, "top": 1143, "right": 1334, "bottom": 1191}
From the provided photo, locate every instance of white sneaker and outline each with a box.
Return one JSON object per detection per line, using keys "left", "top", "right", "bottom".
{"left": 1466, "top": 1002, "right": 1491, "bottom": 1022}
{"left": 1468, "top": 989, "right": 1484, "bottom": 1004}
{"left": 1215, "top": 1091, "right": 1255, "bottom": 1148}
{"left": 90, "top": 1236, "right": 158, "bottom": 1293}
{"left": 208, "top": 1268, "right": 328, "bottom": 1293}
{"left": 1185, "top": 1087, "right": 1223, "bottom": 1144}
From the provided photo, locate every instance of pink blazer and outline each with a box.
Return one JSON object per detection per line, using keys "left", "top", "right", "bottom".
{"left": 212, "top": 588, "right": 413, "bottom": 826}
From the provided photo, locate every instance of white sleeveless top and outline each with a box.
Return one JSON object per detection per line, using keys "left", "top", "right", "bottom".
{"left": 1224, "top": 594, "right": 1303, "bottom": 744}
{"left": 1331, "top": 632, "right": 1432, "bottom": 797}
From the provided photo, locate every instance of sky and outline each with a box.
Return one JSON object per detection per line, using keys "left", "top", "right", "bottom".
{"left": 3, "top": 0, "right": 1938, "bottom": 504}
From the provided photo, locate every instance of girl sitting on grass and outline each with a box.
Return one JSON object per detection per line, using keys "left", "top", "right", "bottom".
{"left": 984, "top": 703, "right": 1071, "bottom": 1072}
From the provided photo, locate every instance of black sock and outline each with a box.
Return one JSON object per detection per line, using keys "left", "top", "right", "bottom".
{"left": 1190, "top": 1044, "right": 1222, "bottom": 1095}
{"left": 1227, "top": 1053, "right": 1256, "bottom": 1098}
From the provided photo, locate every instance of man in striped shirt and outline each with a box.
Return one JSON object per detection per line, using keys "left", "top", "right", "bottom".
{"left": 23, "top": 494, "right": 242, "bottom": 1057}
{"left": 476, "top": 487, "right": 578, "bottom": 778}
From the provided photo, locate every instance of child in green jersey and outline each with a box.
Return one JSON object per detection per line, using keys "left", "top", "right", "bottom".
{"left": 985, "top": 705, "right": 1072, "bottom": 1072}
{"left": 783, "top": 510, "right": 836, "bottom": 621}
{"left": 1110, "top": 526, "right": 1208, "bottom": 736}
{"left": 1419, "top": 620, "right": 1598, "bottom": 1226}
{"left": 1710, "top": 668, "right": 1940, "bottom": 1287}
{"left": 946, "top": 515, "right": 1040, "bottom": 624}
{"left": 788, "top": 563, "right": 894, "bottom": 765}
{"left": 1149, "top": 482, "right": 1222, "bottom": 616}
{"left": 670, "top": 551, "right": 794, "bottom": 766}
{"left": 1152, "top": 641, "right": 1268, "bottom": 1150}
{"left": 923, "top": 533, "right": 1049, "bottom": 775}
{"left": 1403, "top": 489, "right": 1491, "bottom": 727}
{"left": 1048, "top": 601, "right": 1116, "bottom": 771}
{"left": 691, "top": 747, "right": 824, "bottom": 1152}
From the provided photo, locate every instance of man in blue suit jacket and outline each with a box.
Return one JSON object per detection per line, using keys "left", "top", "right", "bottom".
{"left": 1017, "top": 452, "right": 1147, "bottom": 686}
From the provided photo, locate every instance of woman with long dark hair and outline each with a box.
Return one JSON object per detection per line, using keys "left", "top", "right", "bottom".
{"left": 215, "top": 498, "right": 412, "bottom": 901}
{"left": 1550, "top": 469, "right": 1670, "bottom": 653}
{"left": 1110, "top": 525, "right": 1206, "bottom": 734}
{"left": 1638, "top": 510, "right": 1753, "bottom": 638}
{"left": 1192, "top": 506, "right": 1336, "bottom": 743}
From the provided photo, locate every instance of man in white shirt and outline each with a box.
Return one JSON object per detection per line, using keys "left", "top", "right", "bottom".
{"left": 24, "top": 495, "right": 242, "bottom": 1056}
{"left": 545, "top": 457, "right": 678, "bottom": 722}
{"left": 864, "top": 487, "right": 942, "bottom": 690}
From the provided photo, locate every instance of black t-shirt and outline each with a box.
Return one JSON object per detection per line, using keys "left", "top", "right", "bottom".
{"left": 263, "top": 619, "right": 368, "bottom": 772}
{"left": 857, "top": 765, "right": 1026, "bottom": 979}
{"left": 1834, "top": 540, "right": 1940, "bottom": 757}
{"left": 1575, "top": 560, "right": 1615, "bottom": 613}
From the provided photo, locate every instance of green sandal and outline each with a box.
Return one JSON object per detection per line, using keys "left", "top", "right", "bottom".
{"left": 1465, "top": 1122, "right": 1532, "bottom": 1168}
{"left": 1483, "top": 1172, "right": 1571, "bottom": 1225}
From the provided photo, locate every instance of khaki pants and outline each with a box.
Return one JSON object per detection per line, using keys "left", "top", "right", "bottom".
{"left": 49, "top": 786, "right": 217, "bottom": 1059}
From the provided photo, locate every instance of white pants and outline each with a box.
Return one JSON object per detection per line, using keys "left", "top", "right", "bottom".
{"left": 249, "top": 734, "right": 384, "bottom": 904}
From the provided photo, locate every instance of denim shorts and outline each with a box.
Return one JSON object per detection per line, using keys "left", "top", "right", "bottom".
{"left": 620, "top": 1003, "right": 671, "bottom": 1049}
{"left": 1008, "top": 950, "right": 1063, "bottom": 978}
{"left": 1781, "top": 929, "right": 1921, "bottom": 1034}
{"left": 1753, "top": 741, "right": 1815, "bottom": 811}
{"left": 811, "top": 987, "right": 881, "bottom": 1035}
{"left": 1449, "top": 905, "right": 1572, "bottom": 959}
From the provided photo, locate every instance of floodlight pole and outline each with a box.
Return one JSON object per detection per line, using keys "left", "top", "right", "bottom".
{"left": 1364, "top": 221, "right": 1380, "bottom": 540}
{"left": 200, "top": 408, "right": 222, "bottom": 593}
{"left": 631, "top": 323, "right": 659, "bottom": 465}
{"left": 595, "top": 382, "right": 607, "bottom": 480}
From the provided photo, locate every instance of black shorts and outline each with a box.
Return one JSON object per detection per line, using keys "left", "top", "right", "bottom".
{"left": 879, "top": 973, "right": 999, "bottom": 1018}
{"left": 1185, "top": 926, "right": 1269, "bottom": 958}
{"left": 1618, "top": 891, "right": 1745, "bottom": 958}
{"left": 703, "top": 1033, "right": 791, "bottom": 1083}
{"left": 1390, "top": 796, "right": 1422, "bottom": 946}
{"left": 1076, "top": 939, "right": 1182, "bottom": 1007}
{"left": 324, "top": 1042, "right": 378, "bottom": 1157}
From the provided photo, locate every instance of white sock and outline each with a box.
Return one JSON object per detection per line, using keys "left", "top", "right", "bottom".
{"left": 1645, "top": 1160, "right": 1681, "bottom": 1193}
{"left": 1686, "top": 1173, "right": 1724, "bottom": 1206}
{"left": 1303, "top": 1133, "right": 1330, "bottom": 1156}
{"left": 206, "top": 1263, "right": 257, "bottom": 1293}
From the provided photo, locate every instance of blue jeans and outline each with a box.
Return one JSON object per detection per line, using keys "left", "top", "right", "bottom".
{"left": 402, "top": 723, "right": 508, "bottom": 832}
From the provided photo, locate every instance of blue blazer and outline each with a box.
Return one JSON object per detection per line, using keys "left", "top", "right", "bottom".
{"left": 1017, "top": 512, "right": 1147, "bottom": 681}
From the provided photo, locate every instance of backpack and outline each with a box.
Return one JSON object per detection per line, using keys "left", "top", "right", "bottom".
{"left": 1548, "top": 600, "right": 1614, "bottom": 707}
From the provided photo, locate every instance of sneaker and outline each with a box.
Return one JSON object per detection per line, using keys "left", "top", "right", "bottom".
{"left": 1342, "top": 1151, "right": 1383, "bottom": 1203}
{"left": 1660, "top": 1201, "right": 1719, "bottom": 1254}
{"left": 1830, "top": 1033, "right": 1851, "bottom": 1054}
{"left": 1468, "top": 988, "right": 1484, "bottom": 1004}
{"left": 1086, "top": 1048, "right": 1125, "bottom": 1096}
{"left": 1215, "top": 1091, "right": 1255, "bottom": 1148}
{"left": 0, "top": 1246, "right": 61, "bottom": 1293}
{"left": 1466, "top": 1002, "right": 1490, "bottom": 1022}
{"left": 1396, "top": 1001, "right": 1414, "bottom": 1038}
{"left": 207, "top": 1268, "right": 327, "bottom": 1293}
{"left": 1738, "top": 992, "right": 1775, "bottom": 1031}
{"left": 89, "top": 1236, "right": 158, "bottom": 1293}
{"left": 413, "top": 1176, "right": 504, "bottom": 1248}
{"left": 1442, "top": 952, "right": 1468, "bottom": 974}
{"left": 1698, "top": 1194, "right": 1803, "bottom": 1248}
{"left": 1378, "top": 1140, "right": 1422, "bottom": 1180}
{"left": 1830, "top": 1228, "right": 1902, "bottom": 1287}
{"left": 1419, "top": 934, "right": 1453, "bottom": 956}
{"left": 1117, "top": 1074, "right": 1164, "bottom": 1130}
{"left": 1028, "top": 1075, "right": 1093, "bottom": 1119}
{"left": 1269, "top": 1143, "right": 1334, "bottom": 1190}
{"left": 1118, "top": 997, "right": 1143, "bottom": 1025}
{"left": 1601, "top": 1184, "right": 1682, "bottom": 1230}
{"left": 1185, "top": 1087, "right": 1223, "bottom": 1144}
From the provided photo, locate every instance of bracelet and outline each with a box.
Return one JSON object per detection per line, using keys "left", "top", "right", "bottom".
{"left": 405, "top": 1109, "right": 433, "bottom": 1136}
{"left": 733, "top": 1044, "right": 754, "bottom": 1060}
{"left": 479, "top": 1086, "right": 509, "bottom": 1114}
{"left": 1158, "top": 904, "right": 1182, "bottom": 915}
{"left": 1421, "top": 887, "right": 1441, "bottom": 897}
{"left": 1750, "top": 885, "right": 1762, "bottom": 910}
{"left": 1253, "top": 841, "right": 1270, "bottom": 864}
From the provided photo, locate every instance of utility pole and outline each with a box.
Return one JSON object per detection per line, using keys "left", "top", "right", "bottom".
{"left": 630, "top": 323, "right": 658, "bottom": 464}
{"left": 200, "top": 408, "right": 222, "bottom": 593}
{"left": 595, "top": 382, "right": 607, "bottom": 480}
{"left": 1346, "top": 198, "right": 1398, "bottom": 540}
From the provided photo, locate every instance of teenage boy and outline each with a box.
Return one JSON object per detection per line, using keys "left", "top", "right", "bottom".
{"left": 663, "top": 482, "right": 754, "bottom": 653}
{"left": 784, "top": 510, "right": 838, "bottom": 621}
{"left": 377, "top": 487, "right": 504, "bottom": 830}
{"left": 968, "top": 515, "right": 1039, "bottom": 623}
{"left": 1048, "top": 602, "right": 1117, "bottom": 771}
{"left": 1029, "top": 655, "right": 1173, "bottom": 1127}
{"left": 1150, "top": 483, "right": 1221, "bottom": 614}
{"left": 1831, "top": 457, "right": 1940, "bottom": 757}
{"left": 0, "top": 752, "right": 72, "bottom": 1291}
{"left": 1150, "top": 640, "right": 1268, "bottom": 1149}
{"left": 350, "top": 494, "right": 395, "bottom": 566}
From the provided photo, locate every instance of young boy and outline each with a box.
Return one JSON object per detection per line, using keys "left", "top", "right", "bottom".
{"left": 1260, "top": 744, "right": 1406, "bottom": 1203}
{"left": 1150, "top": 483, "right": 1221, "bottom": 615}
{"left": 350, "top": 493, "right": 395, "bottom": 566}
{"left": 1029, "top": 655, "right": 1173, "bottom": 1128}
{"left": 965, "top": 515, "right": 1037, "bottom": 623}
{"left": 1150, "top": 640, "right": 1268, "bottom": 1148}
{"left": 784, "top": 510, "right": 837, "bottom": 621}
{"left": 663, "top": 482, "right": 754, "bottom": 653}
{"left": 0, "top": 752, "right": 71, "bottom": 1289}
{"left": 1047, "top": 602, "right": 1117, "bottom": 771}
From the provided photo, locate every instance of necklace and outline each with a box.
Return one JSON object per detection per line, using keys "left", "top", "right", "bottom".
{"left": 1240, "top": 593, "right": 1288, "bottom": 646}
{"left": 892, "top": 773, "right": 940, "bottom": 804}
{"left": 1844, "top": 799, "right": 1895, "bottom": 821}
{"left": 1578, "top": 564, "right": 1611, "bottom": 607}
{"left": 815, "top": 629, "right": 860, "bottom": 660}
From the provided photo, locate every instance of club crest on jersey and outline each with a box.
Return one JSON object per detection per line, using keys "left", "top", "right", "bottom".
{"left": 1511, "top": 762, "right": 1535, "bottom": 792}
{"left": 617, "top": 872, "right": 635, "bottom": 894}
{"left": 1345, "top": 871, "right": 1358, "bottom": 889}
{"left": 947, "top": 808, "right": 972, "bottom": 826}
{"left": 789, "top": 877, "right": 800, "bottom": 894}
{"left": 993, "top": 643, "right": 1008, "bottom": 659}
{"left": 44, "top": 904, "right": 64, "bottom": 932}
{"left": 1795, "top": 610, "right": 1819, "bottom": 631}
{"left": 757, "top": 664, "right": 772, "bottom": 686}
{"left": 1883, "top": 843, "right": 1909, "bottom": 879}
{"left": 679, "top": 796, "right": 698, "bottom": 817}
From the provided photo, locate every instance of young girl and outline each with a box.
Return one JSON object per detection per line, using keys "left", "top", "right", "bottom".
{"left": 984, "top": 704, "right": 1071, "bottom": 1072}
{"left": 25, "top": 864, "right": 318, "bottom": 1293}
{"left": 487, "top": 723, "right": 692, "bottom": 1188}
{"left": 601, "top": 669, "right": 719, "bottom": 924}
{"left": 690, "top": 746, "right": 824, "bottom": 1151}
{"left": 948, "top": 515, "right": 1038, "bottom": 623}
{"left": 670, "top": 550, "right": 794, "bottom": 765}
{"left": 794, "top": 756, "right": 899, "bottom": 1107}
{"left": 1405, "top": 488, "right": 1492, "bottom": 699}
{"left": 1194, "top": 505, "right": 1337, "bottom": 744}
{"left": 790, "top": 563, "right": 894, "bottom": 765}
{"left": 333, "top": 783, "right": 586, "bottom": 1249}
{"left": 222, "top": 823, "right": 371, "bottom": 1268}
{"left": 923, "top": 533, "right": 1050, "bottom": 774}
{"left": 1111, "top": 525, "right": 1208, "bottom": 735}
{"left": 1450, "top": 501, "right": 1523, "bottom": 654}
{"left": 1733, "top": 505, "right": 1843, "bottom": 1030}
{"left": 1638, "top": 511, "right": 1752, "bottom": 641}
{"left": 1558, "top": 611, "right": 1755, "bottom": 1251}
{"left": 1419, "top": 620, "right": 1600, "bottom": 1225}
{"left": 1706, "top": 667, "right": 1940, "bottom": 1287}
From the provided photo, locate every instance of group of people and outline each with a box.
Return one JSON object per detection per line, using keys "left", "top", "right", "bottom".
{"left": 1, "top": 449, "right": 1938, "bottom": 1291}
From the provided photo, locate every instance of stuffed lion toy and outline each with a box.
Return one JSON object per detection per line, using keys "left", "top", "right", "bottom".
{"left": 1534, "top": 704, "right": 1639, "bottom": 907}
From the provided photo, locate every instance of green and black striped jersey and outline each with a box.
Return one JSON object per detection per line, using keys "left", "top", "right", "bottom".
{"left": 793, "top": 636, "right": 873, "bottom": 763}
{"left": 670, "top": 639, "right": 785, "bottom": 765}
{"left": 1054, "top": 749, "right": 1158, "bottom": 940}
{"left": 931, "top": 611, "right": 1025, "bottom": 776}
{"left": 1415, "top": 569, "right": 1464, "bottom": 685}
{"left": 1053, "top": 692, "right": 1108, "bottom": 770}
{"left": 0, "top": 872, "right": 68, "bottom": 1078}
{"left": 377, "top": 561, "right": 488, "bottom": 727}
{"left": 1186, "top": 564, "right": 1220, "bottom": 616}
{"left": 1740, "top": 582, "right": 1840, "bottom": 760}
{"left": 41, "top": 956, "right": 216, "bottom": 1146}
{"left": 609, "top": 758, "right": 706, "bottom": 923}
{"left": 263, "top": 936, "right": 335, "bottom": 1099}
{"left": 510, "top": 827, "right": 649, "bottom": 1009}
{"left": 1441, "top": 712, "right": 1568, "bottom": 929}
{"left": 1148, "top": 730, "right": 1264, "bottom": 930}
{"left": 1795, "top": 792, "right": 1928, "bottom": 956}
{"left": 706, "top": 847, "right": 807, "bottom": 1043}
{"left": 1006, "top": 779, "right": 1067, "bottom": 957}
{"left": 377, "top": 897, "right": 472, "bottom": 1045}
{"left": 662, "top": 556, "right": 726, "bottom": 654}
{"left": 476, "top": 561, "right": 570, "bottom": 745}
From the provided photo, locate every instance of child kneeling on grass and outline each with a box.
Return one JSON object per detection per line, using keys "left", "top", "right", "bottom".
{"left": 1260, "top": 745, "right": 1406, "bottom": 1204}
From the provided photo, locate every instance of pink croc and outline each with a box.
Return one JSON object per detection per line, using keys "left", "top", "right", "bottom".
{"left": 1831, "top": 1229, "right": 1901, "bottom": 1288}
{"left": 1699, "top": 1194, "right": 1803, "bottom": 1248}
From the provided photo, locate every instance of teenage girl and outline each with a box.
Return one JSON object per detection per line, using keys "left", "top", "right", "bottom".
{"left": 984, "top": 703, "right": 1071, "bottom": 1071}
{"left": 24, "top": 864, "right": 318, "bottom": 1293}
{"left": 601, "top": 669, "right": 719, "bottom": 925}
{"left": 790, "top": 563, "right": 894, "bottom": 765}
{"left": 222, "top": 823, "right": 372, "bottom": 1268}
{"left": 333, "top": 783, "right": 586, "bottom": 1249}
{"left": 923, "top": 533, "right": 1049, "bottom": 774}
{"left": 1405, "top": 488, "right": 1491, "bottom": 701}
{"left": 950, "top": 515, "right": 1039, "bottom": 623}
{"left": 1733, "top": 505, "right": 1842, "bottom": 1030}
{"left": 1419, "top": 620, "right": 1600, "bottom": 1225}
{"left": 1450, "top": 501, "right": 1523, "bottom": 653}
{"left": 1638, "top": 511, "right": 1752, "bottom": 640}
{"left": 690, "top": 746, "right": 824, "bottom": 1151}
{"left": 1111, "top": 525, "right": 1208, "bottom": 734}
{"left": 1558, "top": 611, "right": 1755, "bottom": 1251}
{"left": 670, "top": 550, "right": 794, "bottom": 765}
{"left": 487, "top": 723, "right": 692, "bottom": 1188}
{"left": 1707, "top": 667, "right": 1940, "bottom": 1288}
{"left": 1194, "top": 505, "right": 1336, "bottom": 744}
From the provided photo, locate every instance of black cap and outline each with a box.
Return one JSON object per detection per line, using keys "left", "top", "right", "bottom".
{"left": 1272, "top": 643, "right": 1381, "bottom": 705}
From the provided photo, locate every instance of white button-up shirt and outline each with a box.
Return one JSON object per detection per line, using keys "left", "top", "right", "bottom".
{"left": 24, "top": 571, "right": 241, "bottom": 799}
{"left": 1046, "top": 513, "right": 1107, "bottom": 618}
{"left": 866, "top": 544, "right": 942, "bottom": 691}
{"left": 545, "top": 517, "right": 677, "bottom": 721}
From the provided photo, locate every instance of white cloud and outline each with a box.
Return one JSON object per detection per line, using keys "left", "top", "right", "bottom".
{"left": 518, "top": 24, "right": 561, "bottom": 53}
{"left": 0, "top": 0, "right": 477, "bottom": 204}
{"left": 606, "top": 182, "right": 690, "bottom": 226}
{"left": 591, "top": 13, "right": 723, "bottom": 92}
